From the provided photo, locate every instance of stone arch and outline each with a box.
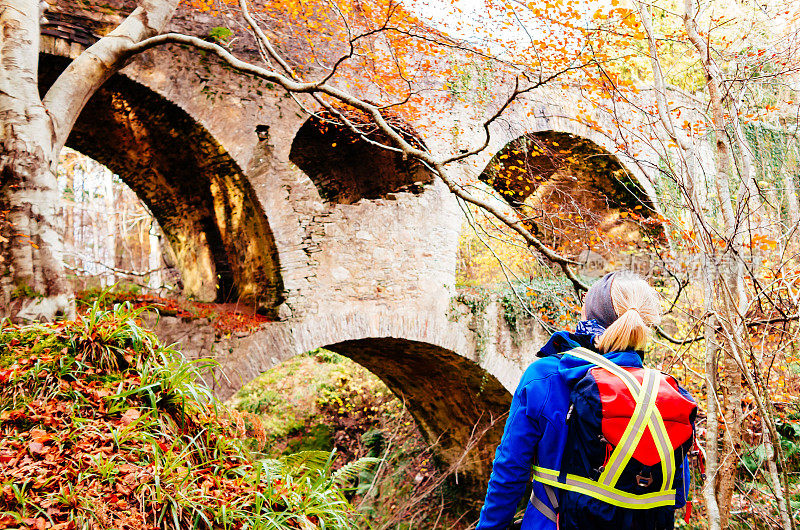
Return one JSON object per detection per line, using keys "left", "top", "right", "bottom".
{"left": 288, "top": 114, "right": 433, "bottom": 204}
{"left": 480, "top": 130, "right": 663, "bottom": 259}
{"left": 38, "top": 53, "right": 284, "bottom": 314}
{"left": 326, "top": 338, "right": 508, "bottom": 485}
{"left": 211, "top": 310, "right": 512, "bottom": 487}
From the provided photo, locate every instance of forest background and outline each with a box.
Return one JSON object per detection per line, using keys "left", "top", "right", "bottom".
{"left": 2, "top": 0, "right": 800, "bottom": 528}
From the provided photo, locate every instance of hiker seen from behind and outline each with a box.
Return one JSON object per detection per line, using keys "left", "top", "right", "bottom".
{"left": 477, "top": 271, "right": 697, "bottom": 530}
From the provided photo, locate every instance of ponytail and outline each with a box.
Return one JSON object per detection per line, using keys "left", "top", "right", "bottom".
{"left": 595, "top": 272, "right": 661, "bottom": 353}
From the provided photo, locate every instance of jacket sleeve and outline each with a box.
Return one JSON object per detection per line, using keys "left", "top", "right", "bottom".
{"left": 476, "top": 365, "right": 549, "bottom": 529}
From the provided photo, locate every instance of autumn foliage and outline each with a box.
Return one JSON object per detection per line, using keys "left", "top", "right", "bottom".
{"left": 0, "top": 304, "right": 368, "bottom": 529}
{"left": 76, "top": 289, "right": 271, "bottom": 337}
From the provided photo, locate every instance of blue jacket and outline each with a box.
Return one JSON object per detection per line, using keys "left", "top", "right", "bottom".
{"left": 477, "top": 331, "right": 690, "bottom": 530}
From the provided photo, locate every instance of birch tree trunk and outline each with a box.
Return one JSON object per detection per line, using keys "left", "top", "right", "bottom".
{"left": 114, "top": 183, "right": 126, "bottom": 273}
{"left": 783, "top": 146, "right": 800, "bottom": 228}
{"left": 61, "top": 160, "right": 75, "bottom": 277}
{"left": 148, "top": 220, "right": 162, "bottom": 291}
{"left": 0, "top": 0, "right": 180, "bottom": 321}
{"left": 91, "top": 199, "right": 102, "bottom": 285}
{"left": 702, "top": 269, "right": 722, "bottom": 530}
{"left": 102, "top": 168, "right": 117, "bottom": 286}
{"left": 682, "top": 1, "right": 750, "bottom": 525}
{"left": 0, "top": 0, "right": 74, "bottom": 320}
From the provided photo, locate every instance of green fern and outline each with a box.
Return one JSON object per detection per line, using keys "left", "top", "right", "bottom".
{"left": 332, "top": 457, "right": 380, "bottom": 486}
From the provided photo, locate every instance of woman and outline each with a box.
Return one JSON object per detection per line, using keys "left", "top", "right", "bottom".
{"left": 477, "top": 271, "right": 696, "bottom": 530}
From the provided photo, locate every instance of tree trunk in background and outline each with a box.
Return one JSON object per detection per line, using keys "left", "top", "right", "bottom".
{"left": 702, "top": 269, "right": 722, "bottom": 530}
{"left": 78, "top": 170, "right": 87, "bottom": 275}
{"left": 137, "top": 217, "right": 146, "bottom": 272}
{"left": 148, "top": 220, "right": 162, "bottom": 291}
{"left": 717, "top": 347, "right": 743, "bottom": 527}
{"left": 0, "top": 0, "right": 180, "bottom": 320}
{"left": 0, "top": 0, "right": 74, "bottom": 321}
{"left": 114, "top": 184, "right": 126, "bottom": 274}
{"left": 683, "top": 1, "right": 750, "bottom": 524}
{"left": 102, "top": 169, "right": 117, "bottom": 286}
{"left": 91, "top": 199, "right": 102, "bottom": 285}
{"left": 783, "top": 146, "right": 800, "bottom": 228}
{"left": 61, "top": 164, "right": 75, "bottom": 277}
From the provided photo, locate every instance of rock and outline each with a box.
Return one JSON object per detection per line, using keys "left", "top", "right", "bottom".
{"left": 331, "top": 266, "right": 351, "bottom": 281}
{"left": 277, "top": 302, "right": 293, "bottom": 320}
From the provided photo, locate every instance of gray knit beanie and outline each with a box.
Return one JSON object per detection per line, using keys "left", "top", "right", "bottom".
{"left": 584, "top": 272, "right": 618, "bottom": 329}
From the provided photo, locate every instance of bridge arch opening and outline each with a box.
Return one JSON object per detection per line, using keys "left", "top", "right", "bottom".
{"left": 325, "top": 337, "right": 509, "bottom": 483}
{"left": 480, "top": 131, "right": 663, "bottom": 262}
{"left": 38, "top": 54, "right": 284, "bottom": 315}
{"left": 230, "top": 336, "right": 511, "bottom": 489}
{"left": 56, "top": 148, "right": 183, "bottom": 294}
{"left": 289, "top": 113, "right": 433, "bottom": 204}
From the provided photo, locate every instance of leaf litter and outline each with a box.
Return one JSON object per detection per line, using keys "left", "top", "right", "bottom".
{"left": 0, "top": 302, "right": 370, "bottom": 530}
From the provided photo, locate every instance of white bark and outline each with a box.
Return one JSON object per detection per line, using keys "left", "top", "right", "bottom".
{"left": 102, "top": 168, "right": 117, "bottom": 285}
{"left": 782, "top": 148, "right": 800, "bottom": 227}
{"left": 763, "top": 418, "right": 792, "bottom": 530}
{"left": 684, "top": 0, "right": 744, "bottom": 517}
{"left": 702, "top": 274, "right": 722, "bottom": 530}
{"left": 730, "top": 93, "right": 764, "bottom": 233}
{"left": 43, "top": 0, "right": 182, "bottom": 151}
{"left": 148, "top": 220, "right": 161, "bottom": 290}
{"left": 0, "top": 0, "right": 180, "bottom": 320}
{"left": 0, "top": 0, "right": 73, "bottom": 320}
{"left": 683, "top": 0, "right": 737, "bottom": 237}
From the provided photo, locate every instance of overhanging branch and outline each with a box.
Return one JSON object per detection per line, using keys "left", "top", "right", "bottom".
{"left": 125, "top": 31, "right": 588, "bottom": 291}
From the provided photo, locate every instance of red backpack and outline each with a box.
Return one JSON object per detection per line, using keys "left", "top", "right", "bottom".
{"left": 531, "top": 347, "right": 697, "bottom": 530}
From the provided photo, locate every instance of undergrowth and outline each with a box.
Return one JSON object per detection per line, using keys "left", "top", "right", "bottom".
{"left": 76, "top": 287, "right": 271, "bottom": 337}
{"left": 0, "top": 303, "right": 373, "bottom": 530}
{"left": 231, "top": 350, "right": 476, "bottom": 529}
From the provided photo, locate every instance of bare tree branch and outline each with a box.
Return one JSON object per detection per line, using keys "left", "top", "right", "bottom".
{"left": 125, "top": 31, "right": 588, "bottom": 290}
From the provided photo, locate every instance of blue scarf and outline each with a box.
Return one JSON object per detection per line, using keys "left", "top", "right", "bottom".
{"left": 575, "top": 319, "right": 606, "bottom": 337}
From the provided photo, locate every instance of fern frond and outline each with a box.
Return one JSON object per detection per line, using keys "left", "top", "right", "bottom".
{"left": 332, "top": 457, "right": 380, "bottom": 486}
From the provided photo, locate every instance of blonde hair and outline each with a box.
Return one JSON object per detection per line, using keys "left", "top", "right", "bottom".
{"left": 595, "top": 271, "right": 662, "bottom": 353}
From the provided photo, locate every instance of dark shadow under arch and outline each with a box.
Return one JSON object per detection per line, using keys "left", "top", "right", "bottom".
{"left": 39, "top": 54, "right": 283, "bottom": 314}
{"left": 289, "top": 114, "right": 432, "bottom": 204}
{"left": 324, "top": 338, "right": 511, "bottom": 489}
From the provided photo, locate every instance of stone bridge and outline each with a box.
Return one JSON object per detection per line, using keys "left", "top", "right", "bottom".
{"left": 38, "top": 2, "right": 665, "bottom": 483}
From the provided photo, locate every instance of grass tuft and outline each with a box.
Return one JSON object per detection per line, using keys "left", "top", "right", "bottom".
{"left": 0, "top": 302, "right": 368, "bottom": 530}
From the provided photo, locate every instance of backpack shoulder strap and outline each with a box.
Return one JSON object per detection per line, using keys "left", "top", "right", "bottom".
{"left": 562, "top": 347, "right": 676, "bottom": 491}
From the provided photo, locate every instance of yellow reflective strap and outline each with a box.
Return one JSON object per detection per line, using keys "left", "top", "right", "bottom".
{"left": 533, "top": 466, "right": 560, "bottom": 479}
{"left": 564, "top": 348, "right": 641, "bottom": 398}
{"left": 564, "top": 348, "right": 677, "bottom": 492}
{"left": 532, "top": 466, "right": 677, "bottom": 510}
{"left": 599, "top": 368, "right": 659, "bottom": 486}
{"left": 649, "top": 403, "right": 676, "bottom": 490}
